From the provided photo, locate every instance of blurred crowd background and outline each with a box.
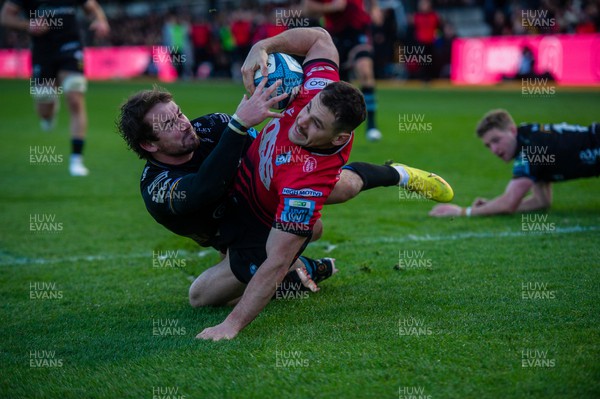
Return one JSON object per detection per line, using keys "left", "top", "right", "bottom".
{"left": 1, "top": 0, "right": 598, "bottom": 81}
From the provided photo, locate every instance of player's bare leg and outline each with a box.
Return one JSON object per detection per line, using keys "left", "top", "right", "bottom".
{"left": 355, "top": 56, "right": 381, "bottom": 142}
{"left": 189, "top": 252, "right": 247, "bottom": 307}
{"left": 59, "top": 71, "right": 89, "bottom": 176}
{"left": 36, "top": 99, "right": 59, "bottom": 131}
{"left": 31, "top": 81, "right": 60, "bottom": 131}
{"left": 327, "top": 169, "right": 364, "bottom": 204}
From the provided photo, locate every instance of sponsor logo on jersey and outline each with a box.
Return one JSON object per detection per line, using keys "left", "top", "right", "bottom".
{"left": 303, "top": 78, "right": 333, "bottom": 90}
{"left": 303, "top": 157, "right": 317, "bottom": 173}
{"left": 281, "top": 187, "right": 323, "bottom": 197}
{"left": 275, "top": 152, "right": 292, "bottom": 166}
{"left": 580, "top": 147, "right": 600, "bottom": 164}
{"left": 281, "top": 198, "right": 315, "bottom": 224}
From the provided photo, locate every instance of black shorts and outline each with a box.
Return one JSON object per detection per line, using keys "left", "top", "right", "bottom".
{"left": 219, "top": 196, "right": 312, "bottom": 284}
{"left": 331, "top": 28, "right": 373, "bottom": 72}
{"left": 32, "top": 41, "right": 84, "bottom": 80}
{"left": 228, "top": 237, "right": 312, "bottom": 284}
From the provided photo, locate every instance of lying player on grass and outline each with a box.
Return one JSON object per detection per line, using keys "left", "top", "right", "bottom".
{"left": 430, "top": 109, "right": 599, "bottom": 217}
{"left": 117, "top": 28, "right": 453, "bottom": 341}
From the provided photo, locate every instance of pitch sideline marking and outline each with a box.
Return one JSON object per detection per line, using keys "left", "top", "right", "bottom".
{"left": 1, "top": 226, "right": 597, "bottom": 266}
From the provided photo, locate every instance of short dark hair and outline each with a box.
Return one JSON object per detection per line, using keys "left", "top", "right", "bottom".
{"left": 476, "top": 109, "right": 515, "bottom": 137}
{"left": 117, "top": 87, "right": 173, "bottom": 159}
{"left": 320, "top": 81, "right": 366, "bottom": 134}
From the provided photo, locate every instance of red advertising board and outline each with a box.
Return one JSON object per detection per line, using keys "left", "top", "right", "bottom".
{"left": 451, "top": 34, "right": 600, "bottom": 85}
{"left": 0, "top": 46, "right": 177, "bottom": 82}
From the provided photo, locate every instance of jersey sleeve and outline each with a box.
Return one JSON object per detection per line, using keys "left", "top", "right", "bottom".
{"left": 512, "top": 151, "right": 536, "bottom": 181}
{"left": 295, "top": 59, "right": 340, "bottom": 101}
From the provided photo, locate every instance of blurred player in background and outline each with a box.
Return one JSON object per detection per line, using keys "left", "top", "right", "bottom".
{"left": 303, "top": 0, "right": 384, "bottom": 142}
{"left": 430, "top": 109, "right": 599, "bottom": 217}
{"left": 0, "top": 0, "right": 109, "bottom": 176}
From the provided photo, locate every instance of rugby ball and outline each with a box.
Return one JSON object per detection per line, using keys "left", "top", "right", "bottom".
{"left": 254, "top": 53, "right": 303, "bottom": 110}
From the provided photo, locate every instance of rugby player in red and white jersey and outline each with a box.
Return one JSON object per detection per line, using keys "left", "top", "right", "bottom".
{"left": 192, "top": 27, "right": 366, "bottom": 340}
{"left": 192, "top": 26, "right": 453, "bottom": 341}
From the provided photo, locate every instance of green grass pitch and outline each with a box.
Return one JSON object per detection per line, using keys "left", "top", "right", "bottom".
{"left": 0, "top": 78, "right": 599, "bottom": 398}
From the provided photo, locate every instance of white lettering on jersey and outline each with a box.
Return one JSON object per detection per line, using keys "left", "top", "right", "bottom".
{"left": 550, "top": 123, "right": 588, "bottom": 134}
{"left": 147, "top": 171, "right": 172, "bottom": 204}
{"left": 258, "top": 119, "right": 280, "bottom": 190}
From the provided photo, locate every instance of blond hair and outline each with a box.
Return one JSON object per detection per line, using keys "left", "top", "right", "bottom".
{"left": 476, "top": 109, "right": 515, "bottom": 137}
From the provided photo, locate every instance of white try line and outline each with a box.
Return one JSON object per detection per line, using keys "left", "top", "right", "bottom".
{"left": 1, "top": 226, "right": 597, "bottom": 266}
{"left": 0, "top": 249, "right": 214, "bottom": 267}
{"left": 312, "top": 225, "right": 600, "bottom": 248}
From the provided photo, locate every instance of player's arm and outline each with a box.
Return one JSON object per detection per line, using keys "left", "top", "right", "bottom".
{"left": 515, "top": 181, "right": 552, "bottom": 212}
{"left": 82, "top": 0, "right": 110, "bottom": 38}
{"left": 468, "top": 178, "right": 534, "bottom": 215}
{"left": 169, "top": 79, "right": 287, "bottom": 214}
{"left": 196, "top": 228, "right": 306, "bottom": 341}
{"left": 303, "top": 0, "right": 347, "bottom": 16}
{"left": 241, "top": 27, "right": 338, "bottom": 94}
{"left": 430, "top": 177, "right": 534, "bottom": 217}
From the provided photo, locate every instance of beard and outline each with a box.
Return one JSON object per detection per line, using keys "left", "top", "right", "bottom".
{"left": 165, "top": 130, "right": 200, "bottom": 156}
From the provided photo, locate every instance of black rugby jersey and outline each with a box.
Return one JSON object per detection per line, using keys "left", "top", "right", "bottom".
{"left": 512, "top": 122, "right": 600, "bottom": 182}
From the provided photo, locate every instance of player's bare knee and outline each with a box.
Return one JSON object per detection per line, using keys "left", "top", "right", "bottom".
{"left": 311, "top": 219, "right": 323, "bottom": 241}
{"left": 340, "top": 169, "right": 364, "bottom": 201}
{"left": 188, "top": 277, "right": 209, "bottom": 307}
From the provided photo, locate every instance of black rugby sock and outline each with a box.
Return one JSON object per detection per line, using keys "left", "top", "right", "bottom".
{"left": 342, "top": 162, "right": 399, "bottom": 191}
{"left": 71, "top": 138, "right": 85, "bottom": 155}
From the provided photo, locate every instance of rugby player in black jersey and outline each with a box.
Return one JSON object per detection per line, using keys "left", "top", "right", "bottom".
{"left": 1, "top": 0, "right": 109, "bottom": 176}
{"left": 430, "top": 109, "right": 599, "bottom": 217}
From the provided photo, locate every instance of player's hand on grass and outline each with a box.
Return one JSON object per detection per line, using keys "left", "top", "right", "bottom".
{"left": 196, "top": 321, "right": 239, "bottom": 341}
{"left": 295, "top": 265, "right": 320, "bottom": 292}
{"left": 241, "top": 43, "right": 269, "bottom": 94}
{"left": 234, "top": 77, "right": 288, "bottom": 127}
{"left": 429, "top": 204, "right": 463, "bottom": 217}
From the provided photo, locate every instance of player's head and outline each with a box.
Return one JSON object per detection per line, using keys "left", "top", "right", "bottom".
{"left": 476, "top": 109, "right": 518, "bottom": 162}
{"left": 117, "top": 87, "right": 198, "bottom": 161}
{"left": 418, "top": 0, "right": 433, "bottom": 12}
{"left": 289, "top": 81, "right": 366, "bottom": 149}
